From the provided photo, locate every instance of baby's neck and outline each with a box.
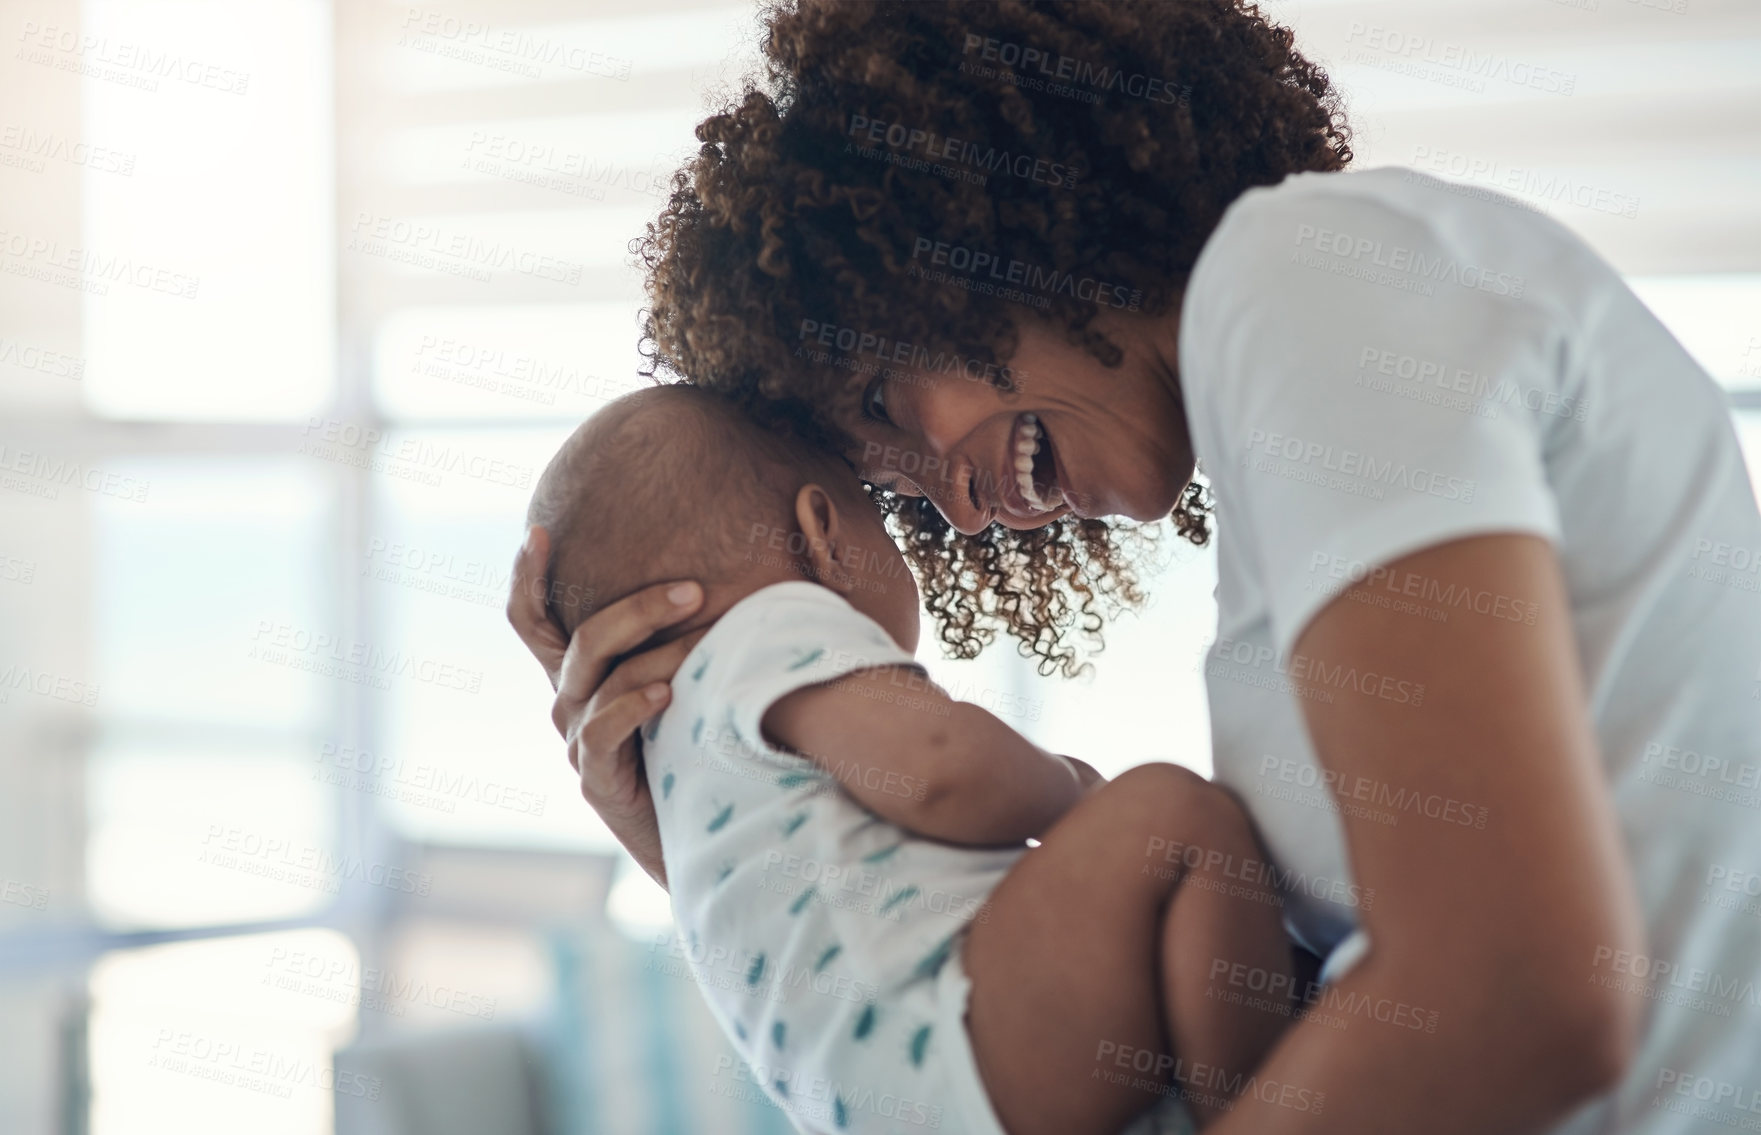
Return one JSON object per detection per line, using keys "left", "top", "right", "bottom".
{"left": 642, "top": 566, "right": 820, "bottom": 651}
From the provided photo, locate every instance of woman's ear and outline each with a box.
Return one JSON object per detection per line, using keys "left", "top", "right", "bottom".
{"left": 793, "top": 484, "right": 853, "bottom": 595}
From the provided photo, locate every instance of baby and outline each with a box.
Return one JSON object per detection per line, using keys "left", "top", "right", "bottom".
{"left": 527, "top": 385, "right": 1294, "bottom": 1135}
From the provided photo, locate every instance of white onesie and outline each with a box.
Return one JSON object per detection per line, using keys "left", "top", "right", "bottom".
{"left": 645, "top": 581, "right": 1022, "bottom": 1134}
{"left": 646, "top": 580, "right": 1197, "bottom": 1135}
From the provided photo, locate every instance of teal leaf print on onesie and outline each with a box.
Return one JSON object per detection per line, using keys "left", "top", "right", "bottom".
{"left": 777, "top": 771, "right": 824, "bottom": 790}
{"left": 813, "top": 943, "right": 841, "bottom": 971}
{"left": 911, "top": 932, "right": 957, "bottom": 981}
{"left": 780, "top": 811, "right": 808, "bottom": 838}
{"left": 691, "top": 717, "right": 704, "bottom": 745}
{"left": 706, "top": 802, "right": 734, "bottom": 833}
{"left": 746, "top": 952, "right": 766, "bottom": 987}
{"left": 789, "top": 887, "right": 817, "bottom": 916}
{"left": 660, "top": 771, "right": 675, "bottom": 800}
{"left": 713, "top": 861, "right": 735, "bottom": 887}
{"left": 691, "top": 653, "right": 711, "bottom": 681}
{"left": 862, "top": 841, "right": 903, "bottom": 865}
{"left": 834, "top": 1094, "right": 850, "bottom": 1128}
{"left": 878, "top": 885, "right": 920, "bottom": 917}
{"left": 785, "top": 647, "right": 825, "bottom": 672}
{"left": 852, "top": 1003, "right": 877, "bottom": 1041}
{"left": 771, "top": 1020, "right": 786, "bottom": 1050}
{"left": 908, "top": 1024, "right": 932, "bottom": 1068}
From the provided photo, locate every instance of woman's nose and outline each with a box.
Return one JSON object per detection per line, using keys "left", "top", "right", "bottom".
{"left": 914, "top": 455, "right": 990, "bottom": 536}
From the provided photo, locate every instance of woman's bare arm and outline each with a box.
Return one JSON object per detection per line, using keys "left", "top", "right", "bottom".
{"left": 507, "top": 526, "right": 702, "bottom": 888}
{"left": 1205, "top": 534, "right": 1645, "bottom": 1134}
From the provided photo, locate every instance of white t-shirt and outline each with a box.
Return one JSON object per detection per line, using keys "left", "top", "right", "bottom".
{"left": 1179, "top": 167, "right": 1761, "bottom": 1134}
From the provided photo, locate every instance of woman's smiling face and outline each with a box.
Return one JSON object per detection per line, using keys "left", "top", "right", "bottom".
{"left": 839, "top": 308, "right": 1199, "bottom": 534}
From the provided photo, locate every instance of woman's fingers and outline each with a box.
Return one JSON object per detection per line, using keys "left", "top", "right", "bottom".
{"left": 595, "top": 636, "right": 698, "bottom": 705}
{"left": 558, "top": 637, "right": 695, "bottom": 765}
{"left": 563, "top": 636, "right": 699, "bottom": 769}
{"left": 552, "top": 579, "right": 703, "bottom": 731}
{"left": 576, "top": 683, "right": 671, "bottom": 782}
{"left": 506, "top": 526, "right": 567, "bottom": 689}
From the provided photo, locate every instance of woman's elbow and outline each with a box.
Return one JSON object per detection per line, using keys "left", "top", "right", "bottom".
{"left": 1549, "top": 970, "right": 1644, "bottom": 1101}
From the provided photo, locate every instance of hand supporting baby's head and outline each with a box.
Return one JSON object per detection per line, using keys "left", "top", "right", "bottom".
{"left": 527, "top": 384, "right": 920, "bottom": 649}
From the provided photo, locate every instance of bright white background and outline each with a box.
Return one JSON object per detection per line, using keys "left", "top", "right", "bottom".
{"left": 0, "top": 0, "right": 1755, "bottom": 1132}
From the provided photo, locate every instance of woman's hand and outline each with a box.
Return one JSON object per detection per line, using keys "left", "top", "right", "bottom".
{"left": 507, "top": 526, "right": 703, "bottom": 889}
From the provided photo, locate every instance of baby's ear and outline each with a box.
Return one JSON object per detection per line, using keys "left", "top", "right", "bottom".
{"left": 793, "top": 484, "right": 853, "bottom": 595}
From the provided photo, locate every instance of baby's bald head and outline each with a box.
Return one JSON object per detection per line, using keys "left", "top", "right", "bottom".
{"left": 527, "top": 384, "right": 863, "bottom": 635}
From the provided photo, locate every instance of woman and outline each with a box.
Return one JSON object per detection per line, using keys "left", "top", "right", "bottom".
{"left": 509, "top": 2, "right": 1761, "bottom": 1131}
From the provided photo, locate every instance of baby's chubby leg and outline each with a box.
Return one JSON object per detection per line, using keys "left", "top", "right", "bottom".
{"left": 961, "top": 764, "right": 1293, "bottom": 1135}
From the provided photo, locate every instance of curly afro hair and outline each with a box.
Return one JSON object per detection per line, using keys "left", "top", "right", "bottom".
{"left": 636, "top": 0, "right": 1351, "bottom": 676}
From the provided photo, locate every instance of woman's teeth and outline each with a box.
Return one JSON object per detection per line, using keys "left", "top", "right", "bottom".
{"left": 1013, "top": 413, "right": 1064, "bottom": 513}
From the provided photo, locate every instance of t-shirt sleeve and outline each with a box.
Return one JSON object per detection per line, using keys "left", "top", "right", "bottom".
{"left": 702, "top": 584, "right": 924, "bottom": 752}
{"left": 1183, "top": 180, "right": 1566, "bottom": 654}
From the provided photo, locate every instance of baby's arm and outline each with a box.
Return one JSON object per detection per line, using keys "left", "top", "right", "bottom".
{"left": 761, "top": 666, "right": 1083, "bottom": 845}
